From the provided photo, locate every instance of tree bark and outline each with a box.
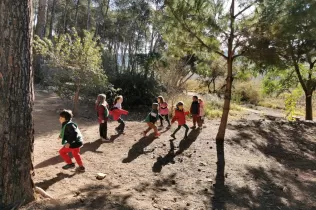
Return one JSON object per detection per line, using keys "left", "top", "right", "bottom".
{"left": 49, "top": 0, "right": 57, "bottom": 39}
{"left": 63, "top": 0, "right": 69, "bottom": 33}
{"left": 0, "top": 0, "right": 35, "bottom": 208}
{"left": 215, "top": 0, "right": 235, "bottom": 187}
{"left": 74, "top": 0, "right": 80, "bottom": 27}
{"left": 87, "top": 0, "right": 91, "bottom": 30}
{"left": 305, "top": 92, "right": 313, "bottom": 120}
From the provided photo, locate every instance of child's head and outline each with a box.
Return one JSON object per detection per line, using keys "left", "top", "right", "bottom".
{"left": 97, "top": 94, "right": 107, "bottom": 105}
{"left": 192, "top": 95, "right": 198, "bottom": 101}
{"left": 152, "top": 103, "right": 159, "bottom": 110}
{"left": 59, "top": 109, "right": 73, "bottom": 124}
{"left": 114, "top": 95, "right": 123, "bottom": 104}
{"left": 176, "top": 101, "right": 184, "bottom": 110}
{"left": 157, "top": 96, "right": 165, "bottom": 103}
{"left": 198, "top": 98, "right": 203, "bottom": 103}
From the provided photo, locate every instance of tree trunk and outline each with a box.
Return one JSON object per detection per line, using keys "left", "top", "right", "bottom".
{"left": 73, "top": 84, "right": 80, "bottom": 116}
{"left": 48, "top": 0, "right": 56, "bottom": 39}
{"left": 0, "top": 0, "right": 35, "bottom": 208}
{"left": 215, "top": 0, "right": 235, "bottom": 187}
{"left": 305, "top": 92, "right": 313, "bottom": 120}
{"left": 34, "top": 0, "right": 48, "bottom": 84}
{"left": 87, "top": 0, "right": 91, "bottom": 30}
{"left": 63, "top": 0, "right": 69, "bottom": 33}
{"left": 74, "top": 0, "right": 80, "bottom": 27}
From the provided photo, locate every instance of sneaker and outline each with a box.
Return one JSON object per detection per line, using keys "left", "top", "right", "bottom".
{"left": 62, "top": 163, "right": 75, "bottom": 170}
{"left": 170, "top": 134, "right": 176, "bottom": 139}
{"left": 76, "top": 166, "right": 85, "bottom": 172}
{"left": 115, "top": 127, "right": 123, "bottom": 133}
{"left": 102, "top": 137, "right": 111, "bottom": 142}
{"left": 155, "top": 132, "right": 161, "bottom": 137}
{"left": 191, "top": 126, "right": 196, "bottom": 129}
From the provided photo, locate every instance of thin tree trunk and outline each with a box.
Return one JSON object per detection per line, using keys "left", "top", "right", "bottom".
{"left": 0, "top": 0, "right": 35, "bottom": 208}
{"left": 87, "top": 0, "right": 91, "bottom": 30}
{"left": 215, "top": 0, "right": 235, "bottom": 188}
{"left": 34, "top": 0, "right": 48, "bottom": 83}
{"left": 74, "top": 0, "right": 80, "bottom": 27}
{"left": 73, "top": 83, "right": 80, "bottom": 116}
{"left": 49, "top": 0, "right": 56, "bottom": 39}
{"left": 63, "top": 0, "right": 69, "bottom": 33}
{"left": 305, "top": 92, "right": 313, "bottom": 120}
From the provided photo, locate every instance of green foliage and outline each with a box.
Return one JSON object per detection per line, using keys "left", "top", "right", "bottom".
{"left": 233, "top": 82, "right": 262, "bottom": 105}
{"left": 33, "top": 29, "right": 108, "bottom": 101}
{"left": 284, "top": 88, "right": 303, "bottom": 121}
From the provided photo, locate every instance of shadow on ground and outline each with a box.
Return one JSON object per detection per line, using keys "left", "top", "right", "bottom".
{"left": 35, "top": 139, "right": 104, "bottom": 169}
{"left": 209, "top": 120, "right": 316, "bottom": 210}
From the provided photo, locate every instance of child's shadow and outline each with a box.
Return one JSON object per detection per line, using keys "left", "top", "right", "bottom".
{"left": 122, "top": 134, "right": 156, "bottom": 163}
{"left": 152, "top": 129, "right": 201, "bottom": 173}
{"left": 35, "top": 139, "right": 103, "bottom": 169}
{"left": 36, "top": 172, "right": 76, "bottom": 190}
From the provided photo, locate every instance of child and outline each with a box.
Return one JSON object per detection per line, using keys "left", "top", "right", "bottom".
{"left": 96, "top": 94, "right": 110, "bottom": 141}
{"left": 58, "top": 109, "right": 85, "bottom": 172}
{"left": 190, "top": 95, "right": 200, "bottom": 129}
{"left": 143, "top": 103, "right": 161, "bottom": 137}
{"left": 198, "top": 98, "right": 205, "bottom": 128}
{"left": 170, "top": 101, "right": 190, "bottom": 139}
{"left": 157, "top": 96, "right": 171, "bottom": 128}
{"left": 110, "top": 95, "right": 128, "bottom": 133}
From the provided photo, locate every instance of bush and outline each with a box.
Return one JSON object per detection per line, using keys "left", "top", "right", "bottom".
{"left": 233, "top": 82, "right": 261, "bottom": 105}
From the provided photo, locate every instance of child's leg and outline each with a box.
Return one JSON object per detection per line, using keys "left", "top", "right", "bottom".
{"left": 99, "top": 124, "right": 102, "bottom": 137}
{"left": 183, "top": 124, "right": 189, "bottom": 137}
{"left": 117, "top": 118, "right": 125, "bottom": 131}
{"left": 144, "top": 122, "right": 153, "bottom": 134}
{"left": 59, "top": 147, "right": 72, "bottom": 164}
{"left": 192, "top": 114, "right": 198, "bottom": 127}
{"left": 101, "top": 122, "right": 108, "bottom": 138}
{"left": 172, "top": 125, "right": 181, "bottom": 135}
{"left": 198, "top": 116, "right": 202, "bottom": 127}
{"left": 165, "top": 115, "right": 171, "bottom": 126}
{"left": 159, "top": 115, "right": 164, "bottom": 126}
{"left": 71, "top": 148, "right": 83, "bottom": 167}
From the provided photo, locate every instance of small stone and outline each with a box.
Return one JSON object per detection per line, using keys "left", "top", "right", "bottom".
{"left": 204, "top": 188, "right": 208, "bottom": 192}
{"left": 96, "top": 173, "right": 107, "bottom": 180}
{"left": 198, "top": 169, "right": 201, "bottom": 172}
{"left": 163, "top": 143, "right": 166, "bottom": 146}
{"left": 225, "top": 173, "right": 228, "bottom": 178}
{"left": 186, "top": 203, "right": 191, "bottom": 206}
{"left": 171, "top": 180, "right": 176, "bottom": 185}
{"left": 199, "top": 162, "right": 207, "bottom": 166}
{"left": 193, "top": 150, "right": 196, "bottom": 153}
{"left": 210, "top": 147, "right": 213, "bottom": 149}
{"left": 173, "top": 198, "right": 177, "bottom": 202}
{"left": 207, "top": 142, "right": 209, "bottom": 144}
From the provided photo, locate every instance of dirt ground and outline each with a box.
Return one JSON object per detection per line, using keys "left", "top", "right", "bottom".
{"left": 22, "top": 90, "right": 316, "bottom": 210}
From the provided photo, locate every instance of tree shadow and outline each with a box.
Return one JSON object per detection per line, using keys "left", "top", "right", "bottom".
{"left": 122, "top": 134, "right": 156, "bottom": 163}
{"left": 210, "top": 120, "right": 316, "bottom": 210}
{"left": 36, "top": 172, "right": 76, "bottom": 191}
{"left": 152, "top": 129, "right": 201, "bottom": 173}
{"left": 35, "top": 139, "right": 104, "bottom": 169}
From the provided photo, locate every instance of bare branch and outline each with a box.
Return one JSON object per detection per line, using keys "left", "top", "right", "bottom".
{"left": 234, "top": 4, "right": 254, "bottom": 19}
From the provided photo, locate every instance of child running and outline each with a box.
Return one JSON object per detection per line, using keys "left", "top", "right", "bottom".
{"left": 198, "top": 98, "right": 205, "bottom": 128}
{"left": 170, "top": 101, "right": 190, "bottom": 139}
{"left": 190, "top": 95, "right": 200, "bottom": 129}
{"left": 157, "top": 96, "right": 171, "bottom": 128}
{"left": 96, "top": 94, "right": 110, "bottom": 141}
{"left": 142, "top": 103, "right": 161, "bottom": 137}
{"left": 110, "top": 95, "right": 128, "bottom": 133}
{"left": 58, "top": 109, "right": 85, "bottom": 172}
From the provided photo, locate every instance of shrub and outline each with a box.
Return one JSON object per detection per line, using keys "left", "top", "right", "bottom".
{"left": 233, "top": 82, "right": 261, "bottom": 105}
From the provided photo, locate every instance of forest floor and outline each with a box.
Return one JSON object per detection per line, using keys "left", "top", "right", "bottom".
{"left": 22, "top": 89, "right": 316, "bottom": 210}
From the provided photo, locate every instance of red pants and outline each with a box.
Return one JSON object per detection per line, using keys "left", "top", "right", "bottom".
{"left": 192, "top": 114, "right": 200, "bottom": 126}
{"left": 59, "top": 147, "right": 83, "bottom": 166}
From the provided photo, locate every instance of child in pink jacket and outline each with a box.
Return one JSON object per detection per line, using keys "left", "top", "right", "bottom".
{"left": 157, "top": 96, "right": 171, "bottom": 128}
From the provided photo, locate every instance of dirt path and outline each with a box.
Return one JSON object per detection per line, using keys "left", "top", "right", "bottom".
{"left": 23, "top": 90, "right": 316, "bottom": 210}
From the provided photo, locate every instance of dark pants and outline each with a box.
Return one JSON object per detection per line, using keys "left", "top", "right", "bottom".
{"left": 159, "top": 114, "right": 170, "bottom": 126}
{"left": 99, "top": 122, "right": 108, "bottom": 138}
{"left": 117, "top": 118, "right": 125, "bottom": 131}
{"left": 172, "top": 124, "right": 189, "bottom": 137}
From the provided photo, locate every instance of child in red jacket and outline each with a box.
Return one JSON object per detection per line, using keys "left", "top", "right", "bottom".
{"left": 110, "top": 95, "right": 128, "bottom": 133}
{"left": 95, "top": 94, "right": 110, "bottom": 141}
{"left": 170, "top": 101, "right": 190, "bottom": 139}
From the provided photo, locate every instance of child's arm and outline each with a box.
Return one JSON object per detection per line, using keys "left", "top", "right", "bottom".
{"left": 184, "top": 111, "right": 190, "bottom": 115}
{"left": 118, "top": 109, "right": 129, "bottom": 115}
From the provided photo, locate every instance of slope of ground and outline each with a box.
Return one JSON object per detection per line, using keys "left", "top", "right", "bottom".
{"left": 22, "top": 90, "right": 316, "bottom": 210}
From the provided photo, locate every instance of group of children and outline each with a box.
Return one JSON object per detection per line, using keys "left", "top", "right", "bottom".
{"left": 57, "top": 94, "right": 205, "bottom": 172}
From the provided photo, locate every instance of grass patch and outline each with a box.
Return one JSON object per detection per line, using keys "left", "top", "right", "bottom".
{"left": 185, "top": 80, "right": 208, "bottom": 93}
